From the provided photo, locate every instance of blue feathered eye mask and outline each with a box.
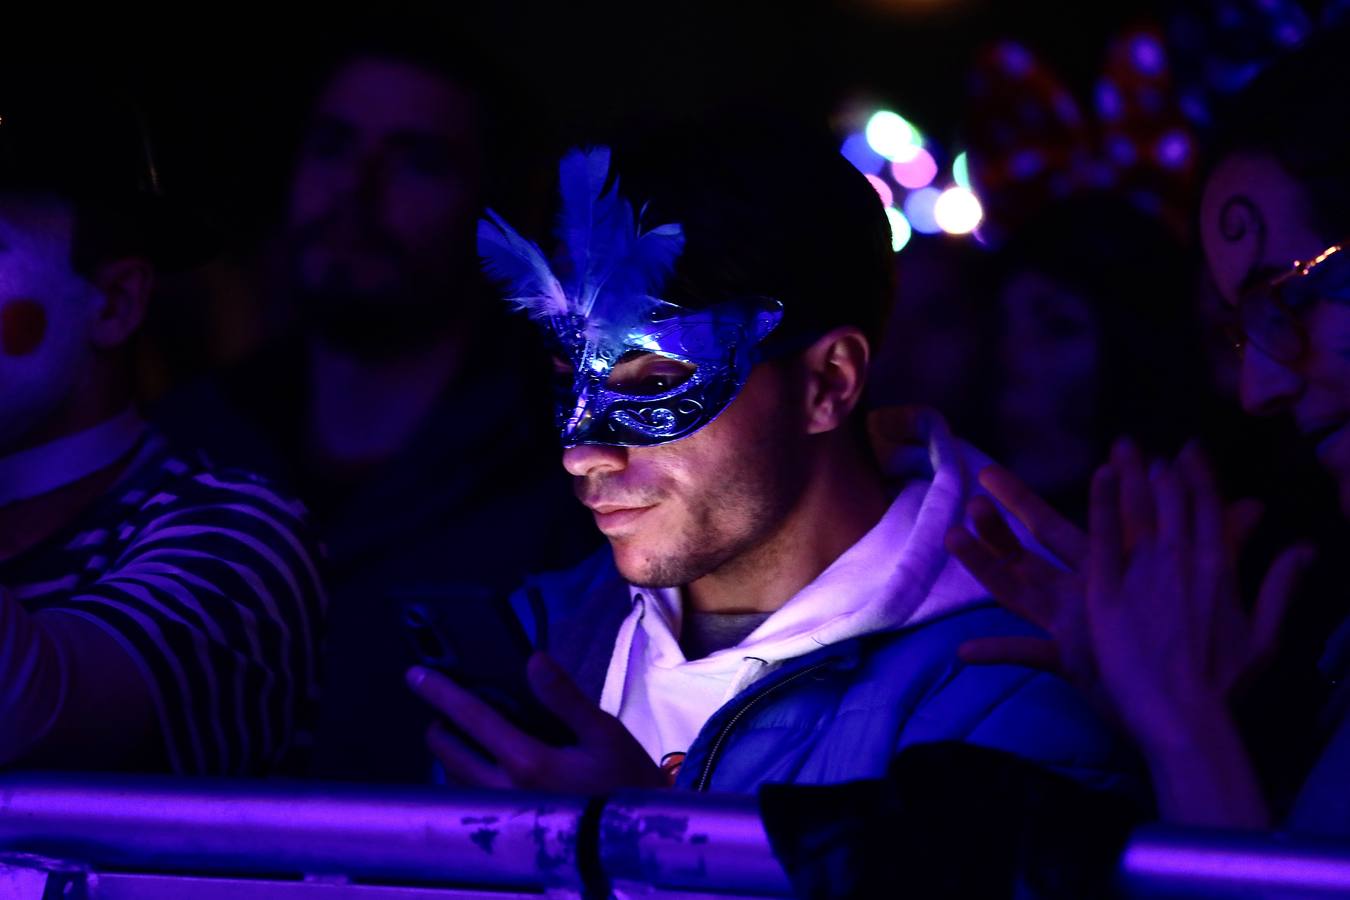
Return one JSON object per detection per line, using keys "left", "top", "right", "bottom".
{"left": 477, "top": 146, "right": 783, "bottom": 447}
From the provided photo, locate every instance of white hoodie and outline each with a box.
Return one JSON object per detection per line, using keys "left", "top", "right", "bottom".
{"left": 599, "top": 409, "right": 999, "bottom": 764}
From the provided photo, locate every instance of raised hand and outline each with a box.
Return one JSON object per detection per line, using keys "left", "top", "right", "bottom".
{"left": 950, "top": 441, "right": 1312, "bottom": 708}
{"left": 1083, "top": 444, "right": 1315, "bottom": 752}
{"left": 947, "top": 463, "right": 1093, "bottom": 688}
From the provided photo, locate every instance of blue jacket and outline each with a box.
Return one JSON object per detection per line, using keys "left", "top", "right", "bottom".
{"left": 514, "top": 549, "right": 1140, "bottom": 795}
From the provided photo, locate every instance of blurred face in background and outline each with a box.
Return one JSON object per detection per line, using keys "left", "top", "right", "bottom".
{"left": 286, "top": 56, "right": 483, "bottom": 357}
{"left": 870, "top": 241, "right": 985, "bottom": 415}
{"left": 1202, "top": 153, "right": 1350, "bottom": 515}
{"left": 995, "top": 269, "right": 1100, "bottom": 498}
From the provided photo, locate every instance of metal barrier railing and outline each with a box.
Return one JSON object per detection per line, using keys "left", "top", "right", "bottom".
{"left": 0, "top": 773, "right": 790, "bottom": 898}
{"left": 5, "top": 773, "right": 1350, "bottom": 898}
{"left": 1120, "top": 825, "right": 1350, "bottom": 898}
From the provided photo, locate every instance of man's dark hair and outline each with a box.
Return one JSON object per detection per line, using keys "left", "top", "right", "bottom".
{"left": 1211, "top": 25, "right": 1350, "bottom": 243}
{"left": 612, "top": 113, "right": 895, "bottom": 353}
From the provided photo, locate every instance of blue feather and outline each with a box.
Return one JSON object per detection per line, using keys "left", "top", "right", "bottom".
{"left": 478, "top": 145, "right": 684, "bottom": 326}
{"left": 476, "top": 209, "right": 569, "bottom": 317}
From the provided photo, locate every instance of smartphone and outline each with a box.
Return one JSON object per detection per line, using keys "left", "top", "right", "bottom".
{"left": 399, "top": 588, "right": 575, "bottom": 748}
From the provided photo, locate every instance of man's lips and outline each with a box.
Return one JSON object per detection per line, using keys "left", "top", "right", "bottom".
{"left": 585, "top": 502, "right": 656, "bottom": 531}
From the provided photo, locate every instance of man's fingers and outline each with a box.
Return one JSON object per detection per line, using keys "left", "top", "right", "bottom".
{"left": 1179, "top": 444, "right": 1224, "bottom": 619}
{"left": 867, "top": 406, "right": 922, "bottom": 472}
{"left": 1179, "top": 443, "right": 1223, "bottom": 553}
{"left": 979, "top": 465, "right": 1088, "bottom": 566}
{"left": 1089, "top": 463, "right": 1124, "bottom": 597}
{"left": 1252, "top": 545, "right": 1317, "bottom": 661}
{"left": 1112, "top": 438, "right": 1155, "bottom": 551}
{"left": 427, "top": 722, "right": 512, "bottom": 788}
{"left": 407, "top": 667, "right": 542, "bottom": 763}
{"left": 958, "top": 636, "right": 1061, "bottom": 672}
{"left": 527, "top": 652, "right": 607, "bottom": 743}
{"left": 946, "top": 525, "right": 1037, "bottom": 620}
{"left": 1224, "top": 498, "right": 1266, "bottom": 559}
{"left": 1152, "top": 462, "right": 1189, "bottom": 558}
{"left": 969, "top": 494, "right": 1024, "bottom": 558}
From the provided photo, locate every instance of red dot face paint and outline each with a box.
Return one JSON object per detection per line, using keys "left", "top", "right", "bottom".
{"left": 0, "top": 300, "right": 47, "bottom": 357}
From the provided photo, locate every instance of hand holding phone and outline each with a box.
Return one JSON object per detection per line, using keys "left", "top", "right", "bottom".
{"left": 401, "top": 594, "right": 575, "bottom": 748}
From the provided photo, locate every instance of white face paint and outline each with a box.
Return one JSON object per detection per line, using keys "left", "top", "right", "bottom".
{"left": 0, "top": 198, "right": 101, "bottom": 455}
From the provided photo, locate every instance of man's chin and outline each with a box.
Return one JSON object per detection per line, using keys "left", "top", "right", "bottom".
{"left": 609, "top": 542, "right": 683, "bottom": 590}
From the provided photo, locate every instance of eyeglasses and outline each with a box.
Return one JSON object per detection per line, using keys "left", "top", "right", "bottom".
{"left": 1229, "top": 242, "right": 1350, "bottom": 363}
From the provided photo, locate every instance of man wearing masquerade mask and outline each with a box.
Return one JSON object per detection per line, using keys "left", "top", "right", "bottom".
{"left": 408, "top": 121, "right": 1137, "bottom": 795}
{"left": 0, "top": 75, "right": 324, "bottom": 774}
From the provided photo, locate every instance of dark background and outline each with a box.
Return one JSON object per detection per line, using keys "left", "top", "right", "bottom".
{"left": 26, "top": 1, "right": 1162, "bottom": 251}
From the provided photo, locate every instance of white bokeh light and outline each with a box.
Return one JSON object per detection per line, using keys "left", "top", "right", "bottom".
{"left": 933, "top": 186, "right": 983, "bottom": 235}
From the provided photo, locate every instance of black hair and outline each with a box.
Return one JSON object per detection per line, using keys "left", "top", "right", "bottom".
{"left": 611, "top": 112, "right": 895, "bottom": 352}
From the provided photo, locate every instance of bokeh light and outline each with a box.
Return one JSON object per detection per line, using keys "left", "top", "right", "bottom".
{"left": 885, "top": 206, "right": 912, "bottom": 253}
{"left": 865, "top": 110, "right": 920, "bottom": 162}
{"left": 888, "top": 141, "right": 924, "bottom": 164}
{"left": 864, "top": 174, "right": 894, "bottom": 208}
{"left": 903, "top": 187, "right": 943, "bottom": 234}
{"left": 933, "top": 186, "right": 983, "bottom": 234}
{"left": 841, "top": 133, "right": 886, "bottom": 175}
{"left": 952, "top": 151, "right": 970, "bottom": 189}
{"left": 891, "top": 147, "right": 938, "bottom": 189}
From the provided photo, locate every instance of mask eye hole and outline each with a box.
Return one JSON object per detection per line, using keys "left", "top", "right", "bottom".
{"left": 605, "top": 352, "right": 697, "bottom": 397}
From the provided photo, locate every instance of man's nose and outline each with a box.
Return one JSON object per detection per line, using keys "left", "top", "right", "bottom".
{"left": 1239, "top": 343, "right": 1304, "bottom": 416}
{"left": 562, "top": 443, "right": 629, "bottom": 478}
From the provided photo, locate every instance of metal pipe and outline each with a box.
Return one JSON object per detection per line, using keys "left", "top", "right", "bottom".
{"left": 599, "top": 790, "right": 792, "bottom": 897}
{"left": 0, "top": 773, "right": 587, "bottom": 890}
{"left": 17, "top": 773, "right": 1350, "bottom": 898}
{"left": 1119, "top": 825, "right": 1350, "bottom": 897}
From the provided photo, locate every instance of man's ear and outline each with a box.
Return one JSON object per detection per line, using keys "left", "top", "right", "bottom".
{"left": 88, "top": 257, "right": 154, "bottom": 349}
{"left": 799, "top": 325, "right": 871, "bottom": 435}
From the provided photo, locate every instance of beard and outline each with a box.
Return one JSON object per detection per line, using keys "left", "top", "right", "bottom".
{"left": 600, "top": 416, "right": 810, "bottom": 590}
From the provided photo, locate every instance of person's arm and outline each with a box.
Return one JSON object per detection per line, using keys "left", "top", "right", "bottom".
{"left": 1133, "top": 697, "right": 1267, "bottom": 828}
{"left": 0, "top": 590, "right": 157, "bottom": 768}
{"left": 17, "top": 472, "right": 326, "bottom": 775}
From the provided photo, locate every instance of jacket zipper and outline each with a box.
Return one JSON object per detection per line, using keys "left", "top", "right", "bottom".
{"left": 693, "top": 660, "right": 833, "bottom": 791}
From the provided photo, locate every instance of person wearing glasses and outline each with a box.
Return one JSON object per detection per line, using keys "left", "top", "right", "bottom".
{"left": 944, "top": 26, "right": 1350, "bottom": 834}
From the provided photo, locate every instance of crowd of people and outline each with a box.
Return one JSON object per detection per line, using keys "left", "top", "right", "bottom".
{"left": 3, "top": 9, "right": 1350, "bottom": 898}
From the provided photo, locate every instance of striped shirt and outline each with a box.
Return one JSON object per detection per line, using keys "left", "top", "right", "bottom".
{"left": 1, "top": 430, "right": 326, "bottom": 775}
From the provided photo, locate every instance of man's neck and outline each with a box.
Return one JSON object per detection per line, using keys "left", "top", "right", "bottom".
{"left": 684, "top": 437, "right": 892, "bottom": 615}
{"left": 303, "top": 329, "right": 467, "bottom": 468}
